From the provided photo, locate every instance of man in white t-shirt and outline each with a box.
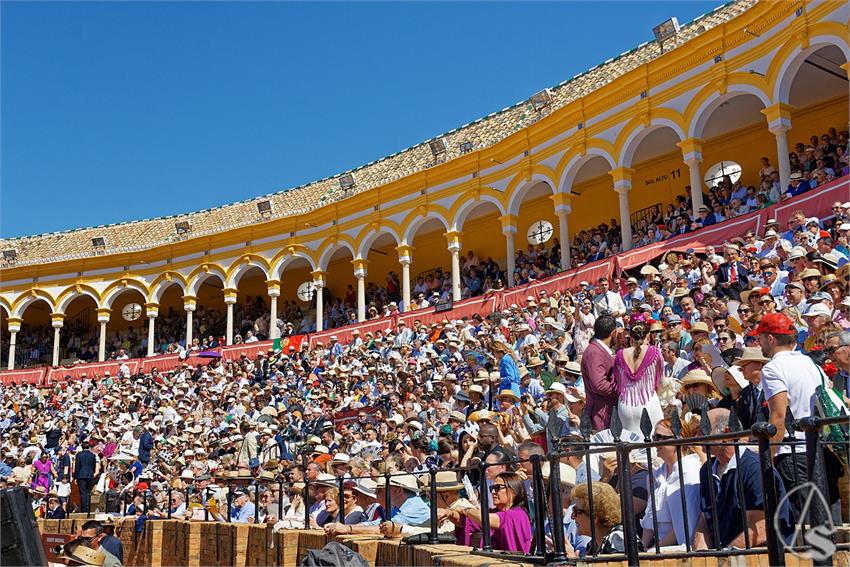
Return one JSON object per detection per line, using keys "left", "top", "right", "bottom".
{"left": 751, "top": 312, "right": 841, "bottom": 522}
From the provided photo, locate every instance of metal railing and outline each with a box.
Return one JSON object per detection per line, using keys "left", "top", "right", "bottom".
{"left": 102, "top": 408, "right": 849, "bottom": 566}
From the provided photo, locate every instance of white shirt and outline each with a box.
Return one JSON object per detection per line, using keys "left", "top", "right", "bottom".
{"left": 593, "top": 291, "right": 626, "bottom": 321}
{"left": 640, "top": 453, "right": 702, "bottom": 546}
{"left": 761, "top": 349, "right": 821, "bottom": 455}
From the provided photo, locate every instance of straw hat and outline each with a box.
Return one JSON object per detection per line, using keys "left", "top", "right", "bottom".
{"left": 497, "top": 389, "right": 520, "bottom": 403}
{"left": 545, "top": 382, "right": 567, "bottom": 398}
{"left": 62, "top": 545, "right": 106, "bottom": 566}
{"left": 541, "top": 462, "right": 577, "bottom": 488}
{"left": 420, "top": 470, "right": 464, "bottom": 492}
{"left": 387, "top": 473, "right": 420, "bottom": 493}
{"left": 353, "top": 478, "right": 377, "bottom": 499}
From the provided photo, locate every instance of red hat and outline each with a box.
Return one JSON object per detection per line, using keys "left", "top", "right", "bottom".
{"left": 819, "top": 230, "right": 831, "bottom": 239}
{"left": 136, "top": 482, "right": 149, "bottom": 492}
{"left": 748, "top": 313, "right": 796, "bottom": 336}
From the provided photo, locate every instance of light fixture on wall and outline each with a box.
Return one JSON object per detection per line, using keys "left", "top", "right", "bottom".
{"left": 175, "top": 220, "right": 191, "bottom": 235}
{"left": 339, "top": 173, "right": 356, "bottom": 192}
{"left": 429, "top": 138, "right": 448, "bottom": 164}
{"left": 2, "top": 249, "right": 17, "bottom": 265}
{"left": 530, "top": 89, "right": 552, "bottom": 112}
{"left": 257, "top": 200, "right": 273, "bottom": 219}
{"left": 653, "top": 17, "right": 680, "bottom": 53}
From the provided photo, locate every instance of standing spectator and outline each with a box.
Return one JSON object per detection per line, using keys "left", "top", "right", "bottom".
{"left": 74, "top": 441, "right": 98, "bottom": 513}
{"left": 581, "top": 316, "right": 617, "bottom": 431}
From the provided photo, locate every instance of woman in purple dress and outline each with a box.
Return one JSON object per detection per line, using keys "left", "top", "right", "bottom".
{"left": 31, "top": 453, "right": 53, "bottom": 493}
{"left": 613, "top": 321, "right": 664, "bottom": 434}
{"left": 458, "top": 471, "right": 532, "bottom": 554}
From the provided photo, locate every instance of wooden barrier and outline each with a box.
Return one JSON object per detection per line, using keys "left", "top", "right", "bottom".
{"left": 38, "top": 520, "right": 849, "bottom": 567}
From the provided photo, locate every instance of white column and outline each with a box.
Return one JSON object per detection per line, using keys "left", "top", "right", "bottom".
{"left": 7, "top": 331, "right": 16, "bottom": 370}
{"left": 224, "top": 296, "right": 236, "bottom": 346}
{"left": 685, "top": 158, "right": 704, "bottom": 217}
{"left": 678, "top": 138, "right": 705, "bottom": 218}
{"left": 397, "top": 246, "right": 413, "bottom": 312}
{"left": 269, "top": 295, "right": 279, "bottom": 339}
{"left": 184, "top": 303, "right": 196, "bottom": 348}
{"left": 96, "top": 309, "right": 110, "bottom": 362}
{"left": 555, "top": 206, "right": 571, "bottom": 271}
{"left": 771, "top": 125, "right": 792, "bottom": 193}
{"left": 312, "top": 271, "right": 326, "bottom": 332}
{"left": 609, "top": 167, "right": 634, "bottom": 252}
{"left": 504, "top": 231, "right": 516, "bottom": 287}
{"left": 616, "top": 187, "right": 633, "bottom": 250}
{"left": 446, "top": 231, "right": 463, "bottom": 302}
{"left": 354, "top": 260, "right": 368, "bottom": 322}
{"left": 51, "top": 314, "right": 64, "bottom": 367}
{"left": 314, "top": 284, "right": 324, "bottom": 332}
{"left": 761, "top": 103, "right": 794, "bottom": 195}
{"left": 7, "top": 319, "right": 20, "bottom": 371}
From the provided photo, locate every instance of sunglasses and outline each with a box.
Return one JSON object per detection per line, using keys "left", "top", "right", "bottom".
{"left": 489, "top": 484, "right": 508, "bottom": 494}
{"left": 824, "top": 345, "right": 842, "bottom": 355}
{"left": 759, "top": 300, "right": 774, "bottom": 305}
{"left": 739, "top": 308, "right": 752, "bottom": 313}
{"left": 652, "top": 433, "right": 675, "bottom": 442}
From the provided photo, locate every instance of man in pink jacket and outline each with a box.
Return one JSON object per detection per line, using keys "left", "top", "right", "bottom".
{"left": 580, "top": 315, "right": 618, "bottom": 431}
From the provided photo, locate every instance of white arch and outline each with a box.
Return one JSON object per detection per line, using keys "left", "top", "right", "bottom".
{"left": 12, "top": 294, "right": 57, "bottom": 320}
{"left": 401, "top": 213, "right": 450, "bottom": 246}
{"left": 225, "top": 262, "right": 270, "bottom": 289}
{"left": 101, "top": 283, "right": 148, "bottom": 309}
{"left": 151, "top": 279, "right": 187, "bottom": 304}
{"left": 557, "top": 148, "right": 617, "bottom": 193}
{"left": 452, "top": 197, "right": 506, "bottom": 231}
{"left": 55, "top": 290, "right": 98, "bottom": 315}
{"left": 317, "top": 241, "right": 357, "bottom": 272}
{"left": 505, "top": 176, "right": 553, "bottom": 218}
{"left": 618, "top": 120, "right": 686, "bottom": 167}
{"left": 774, "top": 36, "right": 850, "bottom": 104}
{"left": 356, "top": 229, "right": 402, "bottom": 260}
{"left": 187, "top": 267, "right": 228, "bottom": 296}
{"left": 272, "top": 253, "right": 316, "bottom": 280}
{"left": 687, "top": 87, "right": 771, "bottom": 139}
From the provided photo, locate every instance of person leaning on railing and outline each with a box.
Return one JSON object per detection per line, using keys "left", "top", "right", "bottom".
{"left": 640, "top": 416, "right": 702, "bottom": 550}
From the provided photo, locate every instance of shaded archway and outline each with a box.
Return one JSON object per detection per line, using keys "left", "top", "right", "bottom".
{"left": 59, "top": 294, "right": 99, "bottom": 363}
{"left": 360, "top": 232, "right": 402, "bottom": 312}
{"left": 408, "top": 217, "right": 453, "bottom": 305}
{"left": 104, "top": 288, "right": 147, "bottom": 358}
{"left": 155, "top": 282, "right": 186, "bottom": 352}
{"left": 193, "top": 273, "right": 227, "bottom": 343}
{"left": 622, "top": 125, "right": 687, "bottom": 242}
{"left": 278, "top": 256, "right": 315, "bottom": 333}
{"left": 564, "top": 155, "right": 622, "bottom": 258}
{"left": 15, "top": 299, "right": 53, "bottom": 367}
{"left": 234, "top": 266, "right": 269, "bottom": 341}
{"left": 320, "top": 245, "right": 357, "bottom": 328}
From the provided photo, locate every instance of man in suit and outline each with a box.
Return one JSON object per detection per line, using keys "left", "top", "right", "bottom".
{"left": 138, "top": 424, "right": 154, "bottom": 466}
{"left": 734, "top": 347, "right": 769, "bottom": 430}
{"left": 696, "top": 205, "right": 716, "bottom": 227}
{"left": 73, "top": 441, "right": 98, "bottom": 513}
{"left": 580, "top": 315, "right": 618, "bottom": 432}
{"left": 715, "top": 244, "right": 750, "bottom": 302}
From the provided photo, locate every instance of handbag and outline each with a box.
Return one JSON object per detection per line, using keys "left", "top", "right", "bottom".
{"left": 814, "top": 363, "right": 848, "bottom": 459}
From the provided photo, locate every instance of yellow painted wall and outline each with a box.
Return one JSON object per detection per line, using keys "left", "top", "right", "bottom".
{"left": 159, "top": 284, "right": 185, "bottom": 318}
{"left": 107, "top": 290, "right": 148, "bottom": 336}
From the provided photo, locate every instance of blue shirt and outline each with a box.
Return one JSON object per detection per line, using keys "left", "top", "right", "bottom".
{"left": 699, "top": 449, "right": 793, "bottom": 548}
{"left": 363, "top": 494, "right": 429, "bottom": 527}
{"left": 499, "top": 355, "right": 522, "bottom": 396}
{"left": 231, "top": 501, "right": 257, "bottom": 523}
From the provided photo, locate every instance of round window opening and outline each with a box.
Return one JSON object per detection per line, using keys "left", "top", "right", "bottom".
{"left": 703, "top": 161, "right": 742, "bottom": 188}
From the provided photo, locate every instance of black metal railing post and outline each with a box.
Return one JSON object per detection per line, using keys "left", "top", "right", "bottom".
{"left": 428, "top": 468, "right": 438, "bottom": 545}
{"left": 337, "top": 477, "right": 346, "bottom": 524}
{"left": 383, "top": 472, "right": 391, "bottom": 519}
{"left": 548, "top": 454, "right": 566, "bottom": 563}
{"left": 728, "top": 406, "right": 751, "bottom": 550}
{"left": 701, "top": 405, "right": 722, "bottom": 550}
{"left": 616, "top": 442, "right": 640, "bottom": 566}
{"left": 579, "top": 409, "right": 598, "bottom": 552}
{"left": 227, "top": 485, "right": 233, "bottom": 523}
{"left": 204, "top": 487, "right": 210, "bottom": 521}
{"left": 167, "top": 487, "right": 172, "bottom": 519}
{"left": 798, "top": 415, "right": 833, "bottom": 564}
{"left": 478, "top": 461, "right": 492, "bottom": 552}
{"left": 639, "top": 409, "right": 660, "bottom": 554}
{"left": 254, "top": 483, "right": 260, "bottom": 522}
{"left": 304, "top": 480, "right": 310, "bottom": 528}
{"left": 752, "top": 421, "right": 785, "bottom": 567}
{"left": 278, "top": 480, "right": 284, "bottom": 519}
{"left": 670, "top": 409, "right": 691, "bottom": 552}
{"left": 530, "top": 454, "right": 546, "bottom": 557}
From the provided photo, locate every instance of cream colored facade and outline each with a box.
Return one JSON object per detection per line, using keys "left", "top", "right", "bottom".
{"left": 1, "top": 0, "right": 848, "bottom": 368}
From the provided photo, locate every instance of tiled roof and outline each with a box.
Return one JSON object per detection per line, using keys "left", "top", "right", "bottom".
{"left": 0, "top": 0, "right": 756, "bottom": 266}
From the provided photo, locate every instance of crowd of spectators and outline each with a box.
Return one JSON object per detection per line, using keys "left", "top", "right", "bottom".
{"left": 0, "top": 137, "right": 847, "bottom": 562}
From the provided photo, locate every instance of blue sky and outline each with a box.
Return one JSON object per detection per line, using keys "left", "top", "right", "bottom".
{"left": 1, "top": 1, "right": 721, "bottom": 238}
